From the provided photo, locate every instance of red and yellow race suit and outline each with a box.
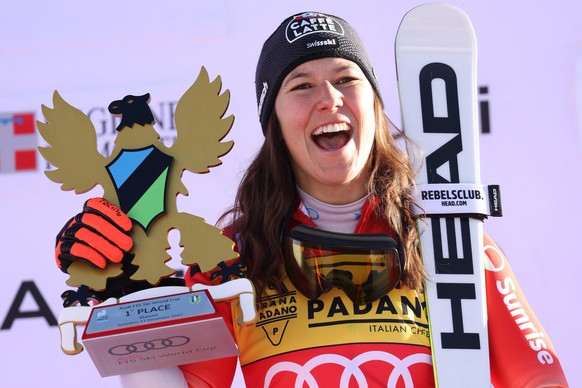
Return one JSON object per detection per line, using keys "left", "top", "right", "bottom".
{"left": 180, "top": 199, "right": 568, "bottom": 387}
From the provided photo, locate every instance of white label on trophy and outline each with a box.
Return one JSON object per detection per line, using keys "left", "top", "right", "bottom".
{"left": 85, "top": 291, "right": 215, "bottom": 334}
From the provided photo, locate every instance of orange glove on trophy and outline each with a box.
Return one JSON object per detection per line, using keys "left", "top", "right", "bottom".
{"left": 55, "top": 198, "right": 133, "bottom": 272}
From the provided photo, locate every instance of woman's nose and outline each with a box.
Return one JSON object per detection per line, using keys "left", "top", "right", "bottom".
{"left": 315, "top": 81, "right": 343, "bottom": 111}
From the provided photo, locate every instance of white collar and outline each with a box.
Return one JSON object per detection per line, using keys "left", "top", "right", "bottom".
{"left": 297, "top": 186, "right": 367, "bottom": 233}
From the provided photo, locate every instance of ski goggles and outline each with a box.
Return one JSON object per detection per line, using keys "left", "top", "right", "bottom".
{"left": 283, "top": 225, "right": 403, "bottom": 305}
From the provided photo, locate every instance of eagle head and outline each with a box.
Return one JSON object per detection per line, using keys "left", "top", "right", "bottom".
{"left": 108, "top": 93, "right": 155, "bottom": 131}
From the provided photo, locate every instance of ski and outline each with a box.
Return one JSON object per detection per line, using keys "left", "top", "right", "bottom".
{"left": 396, "top": 4, "right": 492, "bottom": 387}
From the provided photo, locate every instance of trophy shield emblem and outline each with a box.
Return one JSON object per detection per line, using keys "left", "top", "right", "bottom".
{"left": 106, "top": 145, "right": 174, "bottom": 232}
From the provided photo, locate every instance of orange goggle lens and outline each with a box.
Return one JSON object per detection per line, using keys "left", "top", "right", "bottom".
{"left": 284, "top": 225, "right": 403, "bottom": 305}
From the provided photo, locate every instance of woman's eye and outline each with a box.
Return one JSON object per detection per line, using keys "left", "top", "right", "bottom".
{"left": 337, "top": 77, "right": 356, "bottom": 85}
{"left": 291, "top": 83, "right": 312, "bottom": 91}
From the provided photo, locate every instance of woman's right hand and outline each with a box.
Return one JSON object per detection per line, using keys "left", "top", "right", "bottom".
{"left": 55, "top": 198, "right": 134, "bottom": 272}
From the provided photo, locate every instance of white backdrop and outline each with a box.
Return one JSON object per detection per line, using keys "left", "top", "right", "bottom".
{"left": 1, "top": 1, "right": 579, "bottom": 386}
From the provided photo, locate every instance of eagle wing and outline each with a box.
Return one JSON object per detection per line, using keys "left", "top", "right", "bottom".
{"left": 37, "top": 91, "right": 108, "bottom": 193}
{"left": 171, "top": 67, "right": 234, "bottom": 174}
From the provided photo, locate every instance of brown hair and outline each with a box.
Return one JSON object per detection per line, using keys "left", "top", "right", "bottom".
{"left": 219, "top": 95, "right": 425, "bottom": 298}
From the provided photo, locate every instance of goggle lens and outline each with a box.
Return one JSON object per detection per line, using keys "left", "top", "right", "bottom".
{"left": 284, "top": 225, "right": 403, "bottom": 305}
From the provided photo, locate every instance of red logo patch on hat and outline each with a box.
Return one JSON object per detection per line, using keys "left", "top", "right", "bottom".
{"left": 286, "top": 12, "right": 345, "bottom": 43}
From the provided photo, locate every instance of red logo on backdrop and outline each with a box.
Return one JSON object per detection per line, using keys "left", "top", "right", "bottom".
{"left": 0, "top": 112, "right": 38, "bottom": 173}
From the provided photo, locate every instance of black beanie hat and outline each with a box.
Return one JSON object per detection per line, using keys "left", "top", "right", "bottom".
{"left": 255, "top": 11, "right": 383, "bottom": 135}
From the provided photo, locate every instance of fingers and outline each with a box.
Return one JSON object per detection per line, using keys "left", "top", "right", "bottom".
{"left": 62, "top": 221, "right": 126, "bottom": 263}
{"left": 55, "top": 198, "right": 134, "bottom": 272}
{"left": 84, "top": 198, "right": 132, "bottom": 232}
{"left": 77, "top": 213, "right": 133, "bottom": 252}
{"left": 56, "top": 239, "right": 107, "bottom": 269}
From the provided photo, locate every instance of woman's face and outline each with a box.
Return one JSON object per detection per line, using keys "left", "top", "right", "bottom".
{"left": 274, "top": 57, "right": 376, "bottom": 204}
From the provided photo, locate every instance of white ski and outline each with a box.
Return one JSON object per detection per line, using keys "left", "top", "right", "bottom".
{"left": 396, "top": 4, "right": 491, "bottom": 387}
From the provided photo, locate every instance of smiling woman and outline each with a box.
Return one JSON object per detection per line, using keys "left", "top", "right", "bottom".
{"left": 178, "top": 10, "right": 567, "bottom": 387}
{"left": 234, "top": 11, "right": 424, "bottom": 302}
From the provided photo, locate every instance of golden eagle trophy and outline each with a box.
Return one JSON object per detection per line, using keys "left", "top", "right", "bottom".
{"left": 36, "top": 68, "right": 257, "bottom": 377}
{"left": 38, "top": 67, "right": 238, "bottom": 293}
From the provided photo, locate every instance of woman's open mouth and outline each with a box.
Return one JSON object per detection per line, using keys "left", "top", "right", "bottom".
{"left": 312, "top": 123, "right": 353, "bottom": 151}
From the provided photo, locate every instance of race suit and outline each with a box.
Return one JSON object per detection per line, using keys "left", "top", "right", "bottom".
{"left": 180, "top": 198, "right": 568, "bottom": 387}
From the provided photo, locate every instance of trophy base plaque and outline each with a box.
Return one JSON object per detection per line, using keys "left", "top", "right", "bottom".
{"left": 81, "top": 290, "right": 238, "bottom": 377}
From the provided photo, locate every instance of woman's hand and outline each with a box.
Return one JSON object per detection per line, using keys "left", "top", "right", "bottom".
{"left": 55, "top": 198, "right": 133, "bottom": 272}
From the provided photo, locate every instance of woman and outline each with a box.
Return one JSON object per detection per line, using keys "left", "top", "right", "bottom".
{"left": 56, "top": 11, "right": 568, "bottom": 387}
{"left": 179, "top": 12, "right": 568, "bottom": 387}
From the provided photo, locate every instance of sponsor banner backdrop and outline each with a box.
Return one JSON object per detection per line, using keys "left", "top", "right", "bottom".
{"left": 1, "top": 1, "right": 580, "bottom": 386}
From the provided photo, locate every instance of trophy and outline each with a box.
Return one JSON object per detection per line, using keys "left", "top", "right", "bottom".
{"left": 37, "top": 67, "right": 256, "bottom": 378}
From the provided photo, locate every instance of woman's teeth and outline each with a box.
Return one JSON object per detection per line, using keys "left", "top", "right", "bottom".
{"left": 312, "top": 123, "right": 350, "bottom": 136}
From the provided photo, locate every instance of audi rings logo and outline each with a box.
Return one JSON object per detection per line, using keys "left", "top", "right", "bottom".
{"left": 265, "top": 351, "right": 432, "bottom": 387}
{"left": 108, "top": 336, "right": 190, "bottom": 356}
